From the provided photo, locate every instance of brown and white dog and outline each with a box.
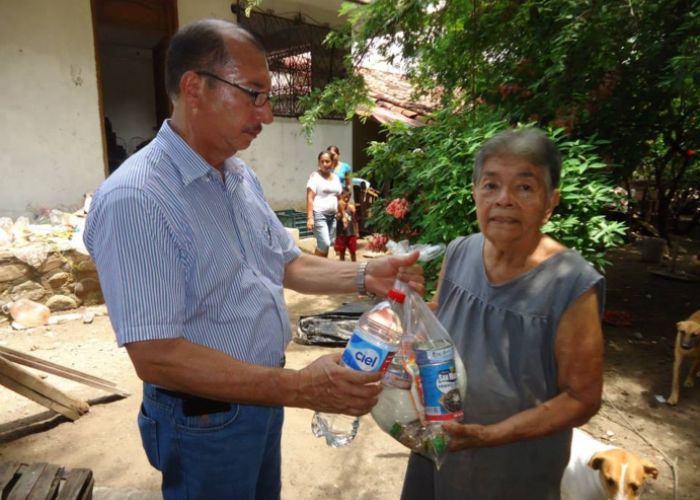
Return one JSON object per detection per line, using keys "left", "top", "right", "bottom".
{"left": 561, "top": 428, "right": 658, "bottom": 500}
{"left": 667, "top": 309, "right": 700, "bottom": 405}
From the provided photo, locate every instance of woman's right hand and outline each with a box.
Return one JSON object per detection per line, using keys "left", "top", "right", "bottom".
{"left": 307, "top": 217, "right": 314, "bottom": 231}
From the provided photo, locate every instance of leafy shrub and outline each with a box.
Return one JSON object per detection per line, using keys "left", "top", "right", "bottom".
{"left": 361, "top": 108, "right": 626, "bottom": 275}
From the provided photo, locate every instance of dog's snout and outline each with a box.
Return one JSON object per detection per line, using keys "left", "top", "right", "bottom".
{"left": 681, "top": 338, "right": 697, "bottom": 350}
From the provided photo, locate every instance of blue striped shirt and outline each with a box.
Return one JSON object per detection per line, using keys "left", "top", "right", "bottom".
{"left": 84, "top": 120, "right": 301, "bottom": 367}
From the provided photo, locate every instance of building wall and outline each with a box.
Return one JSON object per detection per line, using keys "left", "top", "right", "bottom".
{"left": 238, "top": 117, "right": 351, "bottom": 211}
{"left": 0, "top": 0, "right": 351, "bottom": 217}
{"left": 0, "top": 0, "right": 105, "bottom": 218}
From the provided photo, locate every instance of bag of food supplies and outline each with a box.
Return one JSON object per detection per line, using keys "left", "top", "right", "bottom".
{"left": 370, "top": 241, "right": 467, "bottom": 469}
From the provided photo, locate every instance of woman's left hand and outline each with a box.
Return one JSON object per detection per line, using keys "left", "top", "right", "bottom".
{"left": 443, "top": 422, "right": 492, "bottom": 451}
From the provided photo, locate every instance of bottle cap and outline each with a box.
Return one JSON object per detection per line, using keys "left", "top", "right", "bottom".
{"left": 387, "top": 288, "right": 406, "bottom": 303}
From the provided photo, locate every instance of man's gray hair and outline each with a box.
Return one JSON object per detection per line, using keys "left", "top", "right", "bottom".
{"left": 472, "top": 128, "right": 562, "bottom": 192}
{"left": 165, "top": 19, "right": 265, "bottom": 99}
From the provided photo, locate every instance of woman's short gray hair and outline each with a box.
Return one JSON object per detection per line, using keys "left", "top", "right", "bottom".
{"left": 472, "top": 128, "right": 562, "bottom": 192}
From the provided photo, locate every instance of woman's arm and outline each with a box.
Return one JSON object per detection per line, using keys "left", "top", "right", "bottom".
{"left": 445, "top": 287, "right": 603, "bottom": 450}
{"left": 306, "top": 187, "right": 315, "bottom": 231}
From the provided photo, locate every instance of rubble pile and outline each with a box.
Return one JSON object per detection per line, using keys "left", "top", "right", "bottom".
{"left": 0, "top": 202, "right": 103, "bottom": 321}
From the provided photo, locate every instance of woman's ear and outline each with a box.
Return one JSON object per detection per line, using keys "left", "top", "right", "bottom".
{"left": 542, "top": 189, "right": 560, "bottom": 223}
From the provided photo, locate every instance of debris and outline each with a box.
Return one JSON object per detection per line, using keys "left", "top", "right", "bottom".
{"left": 654, "top": 394, "right": 667, "bottom": 404}
{"left": 2, "top": 298, "right": 50, "bottom": 327}
{"left": 47, "top": 313, "right": 82, "bottom": 325}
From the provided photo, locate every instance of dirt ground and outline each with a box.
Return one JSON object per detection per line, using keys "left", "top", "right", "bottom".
{"left": 1, "top": 238, "right": 699, "bottom": 499}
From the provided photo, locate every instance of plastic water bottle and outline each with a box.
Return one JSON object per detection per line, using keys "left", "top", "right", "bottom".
{"left": 312, "top": 288, "right": 406, "bottom": 447}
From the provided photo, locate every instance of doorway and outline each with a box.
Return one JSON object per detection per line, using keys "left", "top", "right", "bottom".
{"left": 92, "top": 0, "right": 177, "bottom": 175}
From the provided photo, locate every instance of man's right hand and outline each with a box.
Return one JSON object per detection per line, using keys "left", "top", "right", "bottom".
{"left": 296, "top": 353, "right": 382, "bottom": 416}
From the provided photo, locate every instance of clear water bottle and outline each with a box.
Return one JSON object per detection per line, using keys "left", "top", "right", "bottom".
{"left": 312, "top": 288, "right": 406, "bottom": 447}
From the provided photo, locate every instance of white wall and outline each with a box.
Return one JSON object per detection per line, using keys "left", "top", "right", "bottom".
{"left": 0, "top": 0, "right": 104, "bottom": 218}
{"left": 238, "top": 118, "right": 352, "bottom": 211}
{"left": 100, "top": 45, "right": 158, "bottom": 154}
{"left": 0, "top": 0, "right": 351, "bottom": 218}
{"left": 178, "top": 0, "right": 353, "bottom": 211}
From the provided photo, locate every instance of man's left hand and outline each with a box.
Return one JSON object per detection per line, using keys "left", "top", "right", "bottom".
{"left": 365, "top": 250, "right": 424, "bottom": 297}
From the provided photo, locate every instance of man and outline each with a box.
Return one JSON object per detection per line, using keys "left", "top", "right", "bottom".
{"left": 85, "top": 19, "right": 423, "bottom": 500}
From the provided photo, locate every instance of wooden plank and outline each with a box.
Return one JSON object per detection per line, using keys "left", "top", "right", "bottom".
{"left": 57, "top": 468, "right": 93, "bottom": 500}
{"left": 0, "top": 461, "right": 21, "bottom": 493}
{"left": 0, "top": 346, "right": 130, "bottom": 397}
{"left": 0, "top": 373, "right": 82, "bottom": 421}
{"left": 0, "top": 394, "right": 127, "bottom": 444}
{"left": 7, "top": 462, "right": 45, "bottom": 500}
{"left": 27, "top": 463, "right": 61, "bottom": 500}
{"left": 0, "top": 357, "right": 87, "bottom": 421}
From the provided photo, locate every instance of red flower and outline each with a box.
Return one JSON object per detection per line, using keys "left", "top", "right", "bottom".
{"left": 687, "top": 149, "right": 696, "bottom": 157}
{"left": 366, "top": 233, "right": 389, "bottom": 252}
{"left": 386, "top": 198, "right": 409, "bottom": 219}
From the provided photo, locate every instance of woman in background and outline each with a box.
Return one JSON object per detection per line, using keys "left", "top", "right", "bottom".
{"left": 328, "top": 145, "right": 352, "bottom": 191}
{"left": 307, "top": 150, "right": 342, "bottom": 257}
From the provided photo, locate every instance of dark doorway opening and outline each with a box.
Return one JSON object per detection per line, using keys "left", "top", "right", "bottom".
{"left": 91, "top": 0, "right": 177, "bottom": 175}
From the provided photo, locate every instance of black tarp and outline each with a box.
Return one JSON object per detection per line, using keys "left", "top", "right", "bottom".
{"left": 295, "top": 301, "right": 373, "bottom": 346}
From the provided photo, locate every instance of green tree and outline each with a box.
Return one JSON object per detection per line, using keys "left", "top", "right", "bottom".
{"left": 363, "top": 109, "right": 625, "bottom": 273}
{"left": 304, "top": 0, "right": 699, "bottom": 237}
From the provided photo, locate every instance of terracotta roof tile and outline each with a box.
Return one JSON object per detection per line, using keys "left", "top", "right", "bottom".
{"left": 358, "top": 67, "right": 441, "bottom": 127}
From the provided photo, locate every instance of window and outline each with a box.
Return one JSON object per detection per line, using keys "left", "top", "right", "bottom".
{"left": 234, "top": 4, "right": 347, "bottom": 118}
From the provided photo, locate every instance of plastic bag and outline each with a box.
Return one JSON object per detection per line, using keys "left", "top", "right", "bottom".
{"left": 370, "top": 241, "right": 467, "bottom": 469}
{"left": 386, "top": 239, "right": 446, "bottom": 262}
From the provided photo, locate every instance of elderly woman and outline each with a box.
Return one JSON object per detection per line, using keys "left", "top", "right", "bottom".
{"left": 401, "top": 128, "right": 605, "bottom": 500}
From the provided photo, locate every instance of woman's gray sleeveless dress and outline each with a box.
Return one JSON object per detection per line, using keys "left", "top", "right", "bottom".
{"left": 401, "top": 234, "right": 605, "bottom": 500}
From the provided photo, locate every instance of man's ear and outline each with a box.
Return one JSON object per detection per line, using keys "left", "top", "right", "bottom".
{"left": 180, "top": 70, "right": 204, "bottom": 102}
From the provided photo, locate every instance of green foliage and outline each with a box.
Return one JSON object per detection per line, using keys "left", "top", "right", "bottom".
{"left": 361, "top": 111, "right": 625, "bottom": 272}
{"left": 298, "top": 74, "right": 374, "bottom": 141}
{"left": 303, "top": 0, "right": 698, "bottom": 236}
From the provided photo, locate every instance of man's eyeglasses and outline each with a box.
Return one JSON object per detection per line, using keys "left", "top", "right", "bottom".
{"left": 196, "top": 70, "right": 271, "bottom": 107}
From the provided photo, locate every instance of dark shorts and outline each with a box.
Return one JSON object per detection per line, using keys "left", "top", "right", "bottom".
{"left": 335, "top": 234, "right": 357, "bottom": 253}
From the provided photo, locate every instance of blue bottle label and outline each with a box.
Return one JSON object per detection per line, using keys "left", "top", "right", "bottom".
{"left": 418, "top": 358, "right": 463, "bottom": 421}
{"left": 342, "top": 328, "right": 395, "bottom": 373}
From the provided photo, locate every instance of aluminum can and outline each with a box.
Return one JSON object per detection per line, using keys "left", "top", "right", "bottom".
{"left": 415, "top": 339, "right": 463, "bottom": 421}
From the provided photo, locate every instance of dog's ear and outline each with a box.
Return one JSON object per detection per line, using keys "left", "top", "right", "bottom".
{"left": 588, "top": 453, "right": 606, "bottom": 470}
{"left": 642, "top": 460, "right": 658, "bottom": 480}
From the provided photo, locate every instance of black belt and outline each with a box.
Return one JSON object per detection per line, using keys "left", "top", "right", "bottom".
{"left": 155, "top": 388, "right": 231, "bottom": 416}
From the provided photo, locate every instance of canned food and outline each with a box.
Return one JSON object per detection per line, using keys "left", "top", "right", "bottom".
{"left": 415, "top": 340, "right": 463, "bottom": 421}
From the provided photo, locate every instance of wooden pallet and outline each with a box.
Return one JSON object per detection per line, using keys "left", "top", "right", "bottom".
{"left": 0, "top": 461, "right": 93, "bottom": 500}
